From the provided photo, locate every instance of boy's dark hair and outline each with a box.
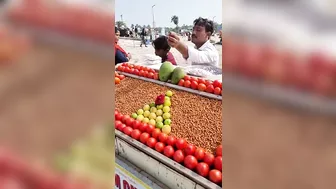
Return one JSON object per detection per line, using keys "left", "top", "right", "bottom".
{"left": 153, "top": 36, "right": 171, "bottom": 51}
{"left": 115, "top": 27, "right": 120, "bottom": 33}
{"left": 193, "top": 17, "right": 214, "bottom": 35}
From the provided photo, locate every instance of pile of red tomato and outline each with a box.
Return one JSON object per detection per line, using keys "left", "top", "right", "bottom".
{"left": 115, "top": 110, "right": 222, "bottom": 186}
{"left": 116, "top": 63, "right": 159, "bottom": 80}
{"left": 115, "top": 71, "right": 125, "bottom": 85}
{"left": 7, "top": 0, "right": 114, "bottom": 45}
{"left": 0, "top": 148, "right": 91, "bottom": 189}
{"left": 177, "top": 76, "right": 222, "bottom": 95}
{"left": 117, "top": 63, "right": 222, "bottom": 96}
{"left": 222, "top": 37, "right": 336, "bottom": 97}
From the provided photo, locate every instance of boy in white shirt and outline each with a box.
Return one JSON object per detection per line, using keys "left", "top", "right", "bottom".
{"left": 167, "top": 17, "right": 219, "bottom": 67}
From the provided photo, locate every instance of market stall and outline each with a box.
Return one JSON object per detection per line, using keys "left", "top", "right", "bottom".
{"left": 0, "top": 0, "right": 114, "bottom": 188}
{"left": 115, "top": 62, "right": 223, "bottom": 189}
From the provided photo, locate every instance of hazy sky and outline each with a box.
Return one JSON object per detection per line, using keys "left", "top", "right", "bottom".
{"left": 115, "top": 0, "right": 222, "bottom": 27}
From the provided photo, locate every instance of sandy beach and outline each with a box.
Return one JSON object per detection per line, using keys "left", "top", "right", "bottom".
{"left": 118, "top": 37, "right": 222, "bottom": 67}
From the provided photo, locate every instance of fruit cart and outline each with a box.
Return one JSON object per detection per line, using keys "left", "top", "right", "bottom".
{"left": 115, "top": 63, "right": 223, "bottom": 189}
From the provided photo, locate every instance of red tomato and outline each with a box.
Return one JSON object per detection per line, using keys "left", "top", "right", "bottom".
{"left": 198, "top": 78, "right": 206, "bottom": 84}
{"left": 190, "top": 77, "right": 198, "bottom": 82}
{"left": 133, "top": 69, "right": 140, "bottom": 75}
{"left": 139, "top": 123, "right": 149, "bottom": 133}
{"left": 115, "top": 121, "right": 123, "bottom": 130}
{"left": 146, "top": 124, "right": 155, "bottom": 134}
{"left": 146, "top": 137, "right": 157, "bottom": 148}
{"left": 183, "top": 75, "right": 190, "bottom": 80}
{"left": 125, "top": 67, "right": 131, "bottom": 73}
{"left": 115, "top": 113, "right": 123, "bottom": 121}
{"left": 206, "top": 85, "right": 215, "bottom": 93}
{"left": 203, "top": 153, "right": 215, "bottom": 166}
{"left": 209, "top": 169, "right": 222, "bottom": 184}
{"left": 148, "top": 72, "right": 154, "bottom": 79}
{"left": 143, "top": 71, "right": 149, "bottom": 77}
{"left": 184, "top": 155, "right": 198, "bottom": 170}
{"left": 117, "top": 66, "right": 123, "bottom": 71}
{"left": 122, "top": 115, "right": 130, "bottom": 123}
{"left": 118, "top": 124, "right": 126, "bottom": 131}
{"left": 123, "top": 126, "right": 133, "bottom": 136}
{"left": 194, "top": 148, "right": 205, "bottom": 161}
{"left": 132, "top": 120, "right": 141, "bottom": 130}
{"left": 125, "top": 118, "right": 135, "bottom": 127}
{"left": 184, "top": 144, "right": 196, "bottom": 156}
{"left": 151, "top": 128, "right": 161, "bottom": 139}
{"left": 140, "top": 133, "right": 150, "bottom": 144}
{"left": 213, "top": 80, "right": 222, "bottom": 89}
{"left": 163, "top": 146, "right": 175, "bottom": 158}
{"left": 214, "top": 156, "right": 222, "bottom": 171}
{"left": 184, "top": 80, "right": 191, "bottom": 88}
{"left": 166, "top": 136, "right": 176, "bottom": 147}
{"left": 198, "top": 83, "right": 206, "bottom": 91}
{"left": 131, "top": 129, "right": 141, "bottom": 140}
{"left": 196, "top": 162, "right": 210, "bottom": 177}
{"left": 214, "top": 87, "right": 221, "bottom": 95}
{"left": 191, "top": 81, "right": 199, "bottom": 89}
{"left": 118, "top": 75, "right": 125, "bottom": 80}
{"left": 178, "top": 79, "right": 185, "bottom": 86}
{"left": 173, "top": 150, "right": 185, "bottom": 163}
{"left": 155, "top": 142, "right": 165, "bottom": 153}
{"left": 153, "top": 73, "right": 159, "bottom": 80}
{"left": 139, "top": 70, "right": 145, "bottom": 76}
{"left": 158, "top": 133, "right": 168, "bottom": 143}
{"left": 130, "top": 68, "right": 135, "bottom": 74}
{"left": 176, "top": 138, "right": 187, "bottom": 150}
{"left": 216, "top": 145, "right": 222, "bottom": 157}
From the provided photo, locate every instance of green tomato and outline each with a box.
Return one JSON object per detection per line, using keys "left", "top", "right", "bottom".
{"left": 131, "top": 113, "right": 138, "bottom": 119}
{"left": 163, "top": 106, "right": 170, "bottom": 113}
{"left": 149, "top": 102, "right": 155, "bottom": 107}
{"left": 164, "top": 96, "right": 170, "bottom": 101}
{"left": 156, "top": 105, "right": 163, "bottom": 109}
{"left": 166, "top": 90, "right": 173, "bottom": 97}
{"left": 149, "top": 119, "right": 156, "bottom": 126}
{"left": 136, "top": 115, "right": 144, "bottom": 121}
{"left": 163, "top": 112, "right": 171, "bottom": 119}
{"left": 156, "top": 116, "right": 163, "bottom": 123}
{"left": 164, "top": 100, "right": 171, "bottom": 107}
{"left": 143, "top": 104, "right": 150, "bottom": 111}
{"left": 162, "top": 125, "right": 171, "bottom": 134}
{"left": 137, "top": 109, "right": 144, "bottom": 115}
{"left": 150, "top": 107, "right": 157, "bottom": 113}
{"left": 144, "top": 110, "right": 150, "bottom": 117}
{"left": 149, "top": 112, "right": 157, "bottom": 119}
{"left": 156, "top": 109, "right": 163, "bottom": 116}
{"left": 156, "top": 122, "right": 164, "bottom": 129}
{"left": 164, "top": 119, "right": 171, "bottom": 125}
{"left": 143, "top": 118, "right": 149, "bottom": 123}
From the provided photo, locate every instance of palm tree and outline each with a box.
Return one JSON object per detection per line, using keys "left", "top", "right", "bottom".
{"left": 171, "top": 15, "right": 179, "bottom": 32}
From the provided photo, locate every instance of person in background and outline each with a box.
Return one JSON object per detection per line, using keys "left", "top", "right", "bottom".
{"left": 153, "top": 36, "right": 177, "bottom": 65}
{"left": 140, "top": 27, "right": 147, "bottom": 47}
{"left": 134, "top": 27, "right": 138, "bottom": 38}
{"left": 167, "top": 17, "right": 219, "bottom": 67}
{"left": 115, "top": 27, "right": 131, "bottom": 64}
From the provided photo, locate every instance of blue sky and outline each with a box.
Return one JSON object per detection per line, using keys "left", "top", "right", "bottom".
{"left": 115, "top": 0, "right": 222, "bottom": 27}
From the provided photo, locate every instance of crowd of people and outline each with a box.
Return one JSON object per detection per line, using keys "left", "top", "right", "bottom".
{"left": 115, "top": 17, "right": 220, "bottom": 67}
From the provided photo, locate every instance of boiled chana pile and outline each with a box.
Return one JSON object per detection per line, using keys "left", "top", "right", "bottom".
{"left": 115, "top": 77, "right": 222, "bottom": 153}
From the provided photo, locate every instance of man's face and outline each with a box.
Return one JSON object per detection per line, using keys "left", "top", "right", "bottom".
{"left": 115, "top": 31, "right": 120, "bottom": 43}
{"left": 191, "top": 25, "right": 210, "bottom": 45}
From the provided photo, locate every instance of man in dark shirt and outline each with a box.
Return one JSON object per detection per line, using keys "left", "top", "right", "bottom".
{"left": 140, "top": 27, "right": 147, "bottom": 47}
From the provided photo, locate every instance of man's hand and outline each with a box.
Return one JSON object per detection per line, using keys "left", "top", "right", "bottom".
{"left": 167, "top": 32, "right": 189, "bottom": 59}
{"left": 167, "top": 32, "right": 181, "bottom": 48}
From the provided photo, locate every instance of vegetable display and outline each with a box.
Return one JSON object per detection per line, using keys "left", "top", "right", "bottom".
{"left": 115, "top": 73, "right": 222, "bottom": 186}
{"left": 222, "top": 38, "right": 336, "bottom": 98}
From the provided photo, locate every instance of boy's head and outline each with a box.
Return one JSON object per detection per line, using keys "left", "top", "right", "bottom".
{"left": 153, "top": 36, "right": 171, "bottom": 58}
